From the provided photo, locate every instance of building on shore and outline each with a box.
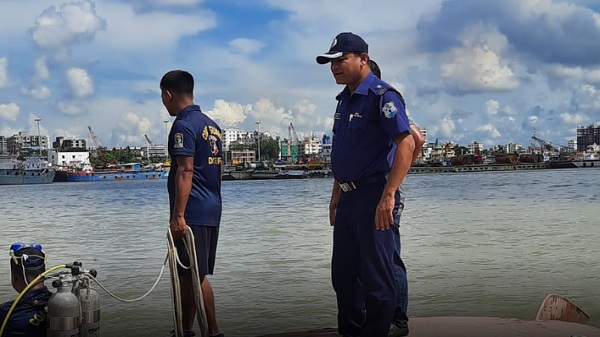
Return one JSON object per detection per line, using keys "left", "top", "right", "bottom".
{"left": 577, "top": 123, "right": 600, "bottom": 152}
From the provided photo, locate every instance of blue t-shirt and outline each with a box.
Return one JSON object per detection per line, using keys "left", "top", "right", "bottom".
{"left": 168, "top": 105, "right": 223, "bottom": 227}
{"left": 331, "top": 73, "right": 411, "bottom": 183}
{"left": 0, "top": 286, "right": 52, "bottom": 337}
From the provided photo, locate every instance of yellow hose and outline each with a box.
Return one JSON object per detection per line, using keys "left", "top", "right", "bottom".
{"left": 0, "top": 264, "right": 66, "bottom": 336}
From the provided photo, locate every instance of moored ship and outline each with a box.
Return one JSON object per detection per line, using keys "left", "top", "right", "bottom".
{"left": 54, "top": 162, "right": 168, "bottom": 182}
{"left": 0, "top": 156, "right": 55, "bottom": 185}
{"left": 572, "top": 152, "right": 600, "bottom": 168}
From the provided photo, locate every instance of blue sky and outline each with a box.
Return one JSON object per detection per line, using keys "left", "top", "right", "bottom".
{"left": 1, "top": 0, "right": 600, "bottom": 149}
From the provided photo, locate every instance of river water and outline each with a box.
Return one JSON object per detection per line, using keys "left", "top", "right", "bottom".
{"left": 1, "top": 168, "right": 599, "bottom": 336}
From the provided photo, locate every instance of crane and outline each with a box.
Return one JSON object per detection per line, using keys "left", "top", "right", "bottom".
{"left": 88, "top": 125, "right": 106, "bottom": 167}
{"left": 287, "top": 125, "right": 292, "bottom": 162}
{"left": 531, "top": 134, "right": 567, "bottom": 153}
{"left": 288, "top": 123, "right": 301, "bottom": 163}
{"left": 144, "top": 134, "right": 154, "bottom": 146}
{"left": 289, "top": 122, "right": 300, "bottom": 145}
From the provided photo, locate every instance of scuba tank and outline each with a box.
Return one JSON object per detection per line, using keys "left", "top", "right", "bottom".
{"left": 48, "top": 274, "right": 80, "bottom": 337}
{"left": 77, "top": 275, "right": 100, "bottom": 337}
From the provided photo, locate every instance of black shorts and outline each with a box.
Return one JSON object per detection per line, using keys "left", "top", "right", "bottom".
{"left": 174, "top": 225, "right": 219, "bottom": 278}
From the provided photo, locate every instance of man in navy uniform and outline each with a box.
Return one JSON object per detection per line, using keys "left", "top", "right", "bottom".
{"left": 0, "top": 243, "right": 52, "bottom": 337}
{"left": 317, "top": 32, "right": 415, "bottom": 337}
{"left": 161, "top": 69, "right": 225, "bottom": 337}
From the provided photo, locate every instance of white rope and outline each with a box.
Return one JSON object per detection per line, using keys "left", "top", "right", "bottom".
{"left": 167, "top": 227, "right": 209, "bottom": 337}
{"left": 85, "top": 258, "right": 168, "bottom": 302}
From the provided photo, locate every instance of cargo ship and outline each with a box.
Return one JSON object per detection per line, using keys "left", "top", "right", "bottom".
{"left": 0, "top": 156, "right": 55, "bottom": 185}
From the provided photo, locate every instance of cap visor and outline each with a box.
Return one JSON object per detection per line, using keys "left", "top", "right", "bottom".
{"left": 316, "top": 52, "right": 343, "bottom": 64}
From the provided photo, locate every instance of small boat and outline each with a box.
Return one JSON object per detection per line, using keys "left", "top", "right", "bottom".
{"left": 257, "top": 294, "right": 600, "bottom": 337}
{"left": 573, "top": 152, "right": 600, "bottom": 168}
{"left": 250, "top": 169, "right": 282, "bottom": 180}
{"left": 274, "top": 170, "right": 308, "bottom": 179}
{"left": 0, "top": 156, "right": 55, "bottom": 185}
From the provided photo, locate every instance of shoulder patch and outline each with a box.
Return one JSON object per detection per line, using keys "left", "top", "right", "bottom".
{"left": 174, "top": 133, "right": 184, "bottom": 149}
{"left": 382, "top": 101, "right": 398, "bottom": 118}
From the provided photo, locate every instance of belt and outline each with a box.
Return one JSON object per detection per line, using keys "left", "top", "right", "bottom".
{"left": 338, "top": 174, "right": 386, "bottom": 192}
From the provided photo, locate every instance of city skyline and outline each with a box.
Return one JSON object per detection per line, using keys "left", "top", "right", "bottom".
{"left": 1, "top": 0, "right": 600, "bottom": 149}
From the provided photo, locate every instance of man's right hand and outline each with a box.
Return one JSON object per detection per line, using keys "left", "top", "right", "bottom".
{"left": 170, "top": 215, "right": 187, "bottom": 239}
{"left": 329, "top": 200, "right": 337, "bottom": 226}
{"left": 329, "top": 181, "right": 341, "bottom": 226}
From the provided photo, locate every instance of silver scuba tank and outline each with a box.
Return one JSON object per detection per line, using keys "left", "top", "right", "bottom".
{"left": 77, "top": 284, "right": 100, "bottom": 337}
{"left": 48, "top": 274, "right": 80, "bottom": 337}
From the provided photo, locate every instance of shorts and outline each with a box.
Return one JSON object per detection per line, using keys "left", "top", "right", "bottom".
{"left": 174, "top": 225, "right": 219, "bottom": 278}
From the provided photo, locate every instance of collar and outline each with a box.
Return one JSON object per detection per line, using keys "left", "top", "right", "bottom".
{"left": 177, "top": 104, "right": 200, "bottom": 118}
{"left": 21, "top": 286, "right": 49, "bottom": 301}
{"left": 338, "top": 72, "right": 377, "bottom": 99}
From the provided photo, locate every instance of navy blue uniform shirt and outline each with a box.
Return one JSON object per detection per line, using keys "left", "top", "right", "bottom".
{"left": 168, "top": 104, "right": 223, "bottom": 227}
{"left": 331, "top": 72, "right": 411, "bottom": 183}
{"left": 0, "top": 286, "right": 52, "bottom": 337}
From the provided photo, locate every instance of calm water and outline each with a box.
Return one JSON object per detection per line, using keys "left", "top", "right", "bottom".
{"left": 1, "top": 169, "right": 599, "bottom": 336}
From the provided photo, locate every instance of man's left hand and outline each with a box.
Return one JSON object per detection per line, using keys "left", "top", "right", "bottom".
{"left": 375, "top": 196, "right": 394, "bottom": 231}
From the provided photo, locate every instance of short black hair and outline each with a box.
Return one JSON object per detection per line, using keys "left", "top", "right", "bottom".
{"left": 10, "top": 247, "right": 46, "bottom": 282}
{"left": 368, "top": 59, "right": 381, "bottom": 79}
{"left": 160, "top": 70, "right": 194, "bottom": 95}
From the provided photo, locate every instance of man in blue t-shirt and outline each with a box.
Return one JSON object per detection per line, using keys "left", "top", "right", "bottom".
{"left": 0, "top": 243, "right": 52, "bottom": 337}
{"left": 161, "top": 70, "right": 224, "bottom": 337}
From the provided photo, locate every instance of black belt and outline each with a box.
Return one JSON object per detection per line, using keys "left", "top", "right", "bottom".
{"left": 339, "top": 174, "right": 386, "bottom": 192}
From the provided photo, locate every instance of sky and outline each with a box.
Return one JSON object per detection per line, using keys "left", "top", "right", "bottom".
{"left": 1, "top": 0, "right": 600, "bottom": 149}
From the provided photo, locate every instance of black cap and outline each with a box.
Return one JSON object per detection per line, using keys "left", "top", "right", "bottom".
{"left": 316, "top": 32, "right": 369, "bottom": 64}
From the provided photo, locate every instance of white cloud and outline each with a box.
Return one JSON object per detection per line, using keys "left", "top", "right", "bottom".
{"left": 437, "top": 117, "right": 456, "bottom": 138}
{"left": 0, "top": 103, "right": 20, "bottom": 121}
{"left": 594, "top": 12, "right": 600, "bottom": 29}
{"left": 205, "top": 99, "right": 250, "bottom": 128}
{"left": 486, "top": 100, "right": 500, "bottom": 116}
{"left": 573, "top": 84, "right": 600, "bottom": 110}
{"left": 92, "top": 2, "right": 215, "bottom": 53}
{"left": 292, "top": 99, "right": 319, "bottom": 127}
{"left": 229, "top": 38, "right": 266, "bottom": 55}
{"left": 34, "top": 57, "right": 50, "bottom": 80}
{"left": 441, "top": 45, "right": 518, "bottom": 93}
{"left": 248, "top": 99, "right": 293, "bottom": 132}
{"left": 31, "top": 1, "right": 106, "bottom": 52}
{"left": 440, "top": 25, "right": 518, "bottom": 93}
{"left": 476, "top": 123, "right": 501, "bottom": 138}
{"left": 503, "top": 105, "right": 518, "bottom": 116}
{"left": 58, "top": 100, "right": 87, "bottom": 116}
{"left": 66, "top": 67, "right": 94, "bottom": 98}
{"left": 547, "top": 64, "right": 600, "bottom": 83}
{"left": 22, "top": 86, "right": 52, "bottom": 100}
{"left": 114, "top": 111, "right": 153, "bottom": 145}
{"left": 0, "top": 57, "right": 8, "bottom": 88}
{"left": 560, "top": 112, "right": 587, "bottom": 125}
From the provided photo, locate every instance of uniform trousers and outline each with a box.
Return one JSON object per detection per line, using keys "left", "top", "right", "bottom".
{"left": 392, "top": 185, "right": 409, "bottom": 324}
{"left": 332, "top": 180, "right": 396, "bottom": 337}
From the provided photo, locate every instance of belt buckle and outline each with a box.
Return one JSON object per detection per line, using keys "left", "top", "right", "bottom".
{"left": 339, "top": 182, "right": 356, "bottom": 192}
